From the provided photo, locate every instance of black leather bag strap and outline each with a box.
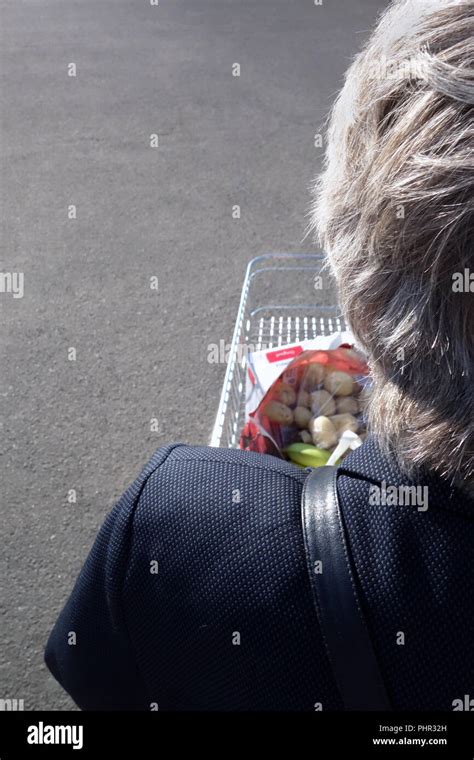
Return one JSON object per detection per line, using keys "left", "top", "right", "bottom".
{"left": 301, "top": 465, "right": 391, "bottom": 710}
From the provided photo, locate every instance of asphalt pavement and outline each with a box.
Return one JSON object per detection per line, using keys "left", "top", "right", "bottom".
{"left": 1, "top": 0, "right": 387, "bottom": 709}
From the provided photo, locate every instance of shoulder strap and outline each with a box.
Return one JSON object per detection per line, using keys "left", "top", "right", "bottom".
{"left": 301, "top": 466, "right": 391, "bottom": 710}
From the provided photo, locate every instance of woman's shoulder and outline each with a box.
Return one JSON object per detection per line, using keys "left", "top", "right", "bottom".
{"left": 149, "top": 441, "right": 308, "bottom": 479}
{"left": 133, "top": 442, "right": 309, "bottom": 539}
{"left": 122, "top": 442, "right": 314, "bottom": 629}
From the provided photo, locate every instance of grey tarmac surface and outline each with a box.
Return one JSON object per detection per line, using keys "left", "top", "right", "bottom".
{"left": 0, "top": 0, "right": 387, "bottom": 709}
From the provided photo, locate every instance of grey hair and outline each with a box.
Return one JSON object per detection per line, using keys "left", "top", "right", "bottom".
{"left": 311, "top": 0, "right": 474, "bottom": 490}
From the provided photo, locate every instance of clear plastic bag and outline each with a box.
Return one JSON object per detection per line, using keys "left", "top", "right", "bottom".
{"left": 240, "top": 345, "right": 370, "bottom": 465}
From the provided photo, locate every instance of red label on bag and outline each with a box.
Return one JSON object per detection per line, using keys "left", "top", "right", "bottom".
{"left": 265, "top": 345, "right": 304, "bottom": 363}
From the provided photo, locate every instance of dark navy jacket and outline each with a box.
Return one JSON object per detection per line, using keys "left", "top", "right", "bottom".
{"left": 45, "top": 438, "right": 474, "bottom": 710}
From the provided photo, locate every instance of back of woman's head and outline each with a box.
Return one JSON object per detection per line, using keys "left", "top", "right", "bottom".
{"left": 313, "top": 0, "right": 474, "bottom": 490}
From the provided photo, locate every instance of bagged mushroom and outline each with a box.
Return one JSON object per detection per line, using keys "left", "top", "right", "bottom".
{"left": 239, "top": 345, "right": 371, "bottom": 466}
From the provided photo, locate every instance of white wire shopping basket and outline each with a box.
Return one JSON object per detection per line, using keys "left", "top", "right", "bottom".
{"left": 210, "top": 253, "right": 347, "bottom": 448}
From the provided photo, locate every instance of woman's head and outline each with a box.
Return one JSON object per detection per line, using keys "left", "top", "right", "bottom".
{"left": 312, "top": 0, "right": 473, "bottom": 488}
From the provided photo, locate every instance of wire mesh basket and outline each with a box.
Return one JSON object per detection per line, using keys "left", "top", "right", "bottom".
{"left": 210, "top": 253, "right": 347, "bottom": 448}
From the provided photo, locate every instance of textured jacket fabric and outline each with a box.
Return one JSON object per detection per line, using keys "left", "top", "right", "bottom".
{"left": 45, "top": 438, "right": 474, "bottom": 710}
